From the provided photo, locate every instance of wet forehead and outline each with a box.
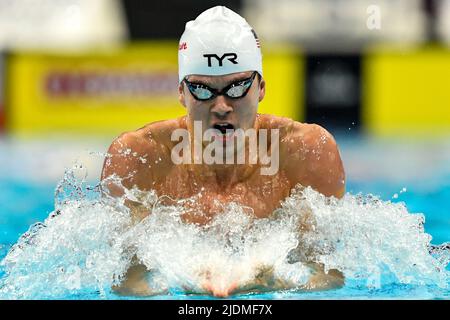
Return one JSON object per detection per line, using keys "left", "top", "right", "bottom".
{"left": 186, "top": 71, "right": 254, "bottom": 87}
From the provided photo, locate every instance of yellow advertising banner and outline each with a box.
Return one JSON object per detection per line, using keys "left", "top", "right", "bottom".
{"left": 363, "top": 46, "right": 450, "bottom": 137}
{"left": 7, "top": 43, "right": 182, "bottom": 137}
{"left": 6, "top": 42, "right": 303, "bottom": 137}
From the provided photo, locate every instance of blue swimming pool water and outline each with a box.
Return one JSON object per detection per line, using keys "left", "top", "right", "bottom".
{"left": 0, "top": 137, "right": 449, "bottom": 299}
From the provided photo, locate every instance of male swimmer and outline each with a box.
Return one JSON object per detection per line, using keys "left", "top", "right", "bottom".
{"left": 101, "top": 6, "right": 345, "bottom": 297}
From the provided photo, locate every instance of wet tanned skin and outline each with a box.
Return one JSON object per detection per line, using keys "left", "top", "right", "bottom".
{"left": 101, "top": 71, "right": 346, "bottom": 297}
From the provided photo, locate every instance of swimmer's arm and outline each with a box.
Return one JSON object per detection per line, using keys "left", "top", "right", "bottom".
{"left": 100, "top": 133, "right": 162, "bottom": 296}
{"left": 300, "top": 262, "right": 344, "bottom": 291}
{"left": 281, "top": 124, "right": 345, "bottom": 289}
{"left": 101, "top": 132, "right": 151, "bottom": 198}
{"left": 112, "top": 264, "right": 153, "bottom": 296}
{"left": 225, "top": 262, "right": 343, "bottom": 296}
{"left": 283, "top": 123, "right": 346, "bottom": 199}
{"left": 101, "top": 134, "right": 135, "bottom": 197}
{"left": 100, "top": 131, "right": 165, "bottom": 218}
{"left": 112, "top": 257, "right": 169, "bottom": 297}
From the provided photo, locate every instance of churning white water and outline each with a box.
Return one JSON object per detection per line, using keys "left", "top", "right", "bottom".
{"left": 0, "top": 163, "right": 449, "bottom": 299}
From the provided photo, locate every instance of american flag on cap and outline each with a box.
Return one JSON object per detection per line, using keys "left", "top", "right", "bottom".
{"left": 251, "top": 29, "right": 261, "bottom": 48}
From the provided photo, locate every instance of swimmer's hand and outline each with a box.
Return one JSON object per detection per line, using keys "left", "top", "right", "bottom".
{"left": 200, "top": 278, "right": 240, "bottom": 298}
{"left": 197, "top": 265, "right": 295, "bottom": 297}
{"left": 112, "top": 264, "right": 166, "bottom": 297}
{"left": 196, "top": 270, "right": 239, "bottom": 298}
{"left": 198, "top": 263, "right": 344, "bottom": 297}
{"left": 113, "top": 262, "right": 344, "bottom": 298}
{"left": 299, "top": 262, "right": 344, "bottom": 291}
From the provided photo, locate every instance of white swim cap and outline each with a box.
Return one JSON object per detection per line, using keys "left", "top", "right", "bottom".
{"left": 178, "top": 6, "right": 263, "bottom": 83}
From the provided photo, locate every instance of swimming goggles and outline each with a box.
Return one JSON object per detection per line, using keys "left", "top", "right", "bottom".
{"left": 183, "top": 71, "right": 257, "bottom": 101}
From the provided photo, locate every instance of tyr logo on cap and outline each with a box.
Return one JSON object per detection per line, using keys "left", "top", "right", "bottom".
{"left": 203, "top": 53, "right": 238, "bottom": 67}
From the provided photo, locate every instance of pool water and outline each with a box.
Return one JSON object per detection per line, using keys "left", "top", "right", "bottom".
{"left": 0, "top": 136, "right": 449, "bottom": 299}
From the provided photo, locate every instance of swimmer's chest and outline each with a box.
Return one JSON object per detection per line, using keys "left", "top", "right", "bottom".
{"left": 153, "top": 167, "right": 292, "bottom": 222}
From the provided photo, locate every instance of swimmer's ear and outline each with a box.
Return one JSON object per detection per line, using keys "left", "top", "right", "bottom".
{"left": 178, "top": 82, "right": 187, "bottom": 108}
{"left": 258, "top": 78, "right": 266, "bottom": 102}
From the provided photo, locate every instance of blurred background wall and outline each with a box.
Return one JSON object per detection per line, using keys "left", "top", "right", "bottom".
{"left": 0, "top": 0, "right": 449, "bottom": 138}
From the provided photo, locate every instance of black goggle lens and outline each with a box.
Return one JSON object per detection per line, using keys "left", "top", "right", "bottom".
{"left": 184, "top": 72, "right": 257, "bottom": 101}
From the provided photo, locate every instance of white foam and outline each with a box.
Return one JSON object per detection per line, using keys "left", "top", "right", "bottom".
{"left": 0, "top": 165, "right": 449, "bottom": 299}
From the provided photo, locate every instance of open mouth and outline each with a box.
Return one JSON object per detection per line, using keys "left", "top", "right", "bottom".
{"left": 212, "top": 123, "right": 235, "bottom": 135}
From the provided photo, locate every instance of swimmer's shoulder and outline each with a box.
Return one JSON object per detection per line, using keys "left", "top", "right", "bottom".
{"left": 257, "top": 113, "right": 329, "bottom": 142}
{"left": 102, "top": 117, "right": 186, "bottom": 183}
{"left": 290, "top": 121, "right": 337, "bottom": 148}
{"left": 268, "top": 116, "right": 345, "bottom": 198}
{"left": 256, "top": 113, "right": 296, "bottom": 139}
{"left": 137, "top": 116, "right": 186, "bottom": 141}
{"left": 113, "top": 116, "right": 186, "bottom": 155}
{"left": 257, "top": 114, "right": 336, "bottom": 149}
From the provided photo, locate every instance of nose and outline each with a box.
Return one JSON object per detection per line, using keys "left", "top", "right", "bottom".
{"left": 210, "top": 96, "right": 233, "bottom": 118}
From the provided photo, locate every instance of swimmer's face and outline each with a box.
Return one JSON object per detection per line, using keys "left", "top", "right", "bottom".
{"left": 178, "top": 71, "right": 265, "bottom": 139}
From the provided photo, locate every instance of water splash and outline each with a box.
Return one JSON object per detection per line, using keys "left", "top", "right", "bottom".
{"left": 0, "top": 164, "right": 449, "bottom": 299}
